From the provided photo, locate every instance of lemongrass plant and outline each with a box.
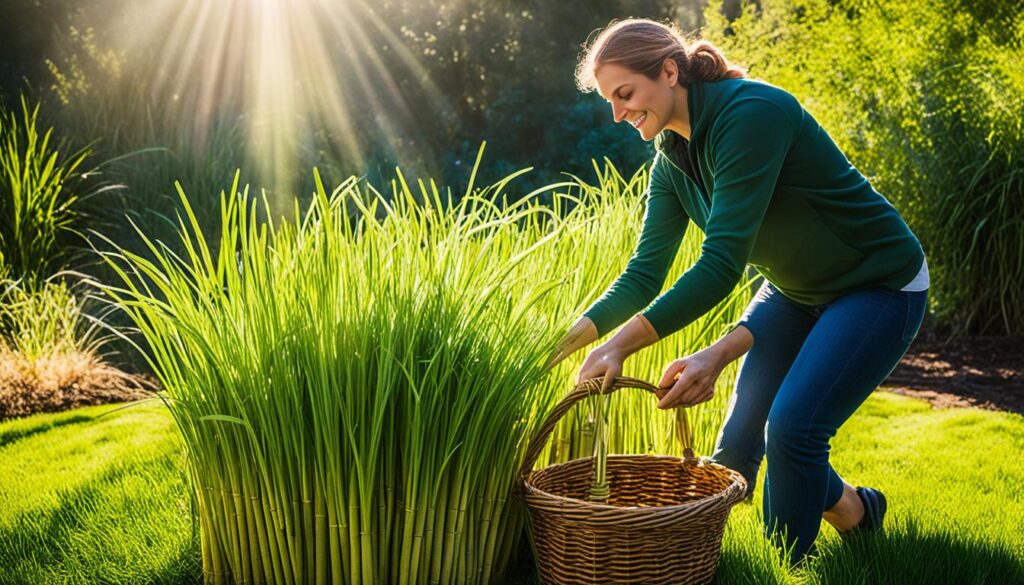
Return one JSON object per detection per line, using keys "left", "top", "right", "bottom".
{"left": 98, "top": 148, "right": 751, "bottom": 584}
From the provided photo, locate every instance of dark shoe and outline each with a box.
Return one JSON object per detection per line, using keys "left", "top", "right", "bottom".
{"left": 839, "top": 486, "right": 887, "bottom": 540}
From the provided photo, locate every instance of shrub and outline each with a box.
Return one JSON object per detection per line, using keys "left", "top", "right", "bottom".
{"left": 0, "top": 277, "right": 149, "bottom": 420}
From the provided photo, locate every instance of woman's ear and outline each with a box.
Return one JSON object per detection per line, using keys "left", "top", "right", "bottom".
{"left": 663, "top": 58, "right": 679, "bottom": 87}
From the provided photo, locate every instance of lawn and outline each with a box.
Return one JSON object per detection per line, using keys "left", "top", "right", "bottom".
{"left": 1, "top": 391, "right": 1022, "bottom": 585}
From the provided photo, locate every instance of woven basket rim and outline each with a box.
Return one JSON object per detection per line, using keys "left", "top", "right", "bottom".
{"left": 522, "top": 452, "right": 747, "bottom": 514}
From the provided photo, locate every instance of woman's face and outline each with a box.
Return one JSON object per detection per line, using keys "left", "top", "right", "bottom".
{"left": 594, "top": 60, "right": 677, "bottom": 141}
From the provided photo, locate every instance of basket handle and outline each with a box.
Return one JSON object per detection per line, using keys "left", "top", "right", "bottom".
{"left": 517, "top": 375, "right": 695, "bottom": 484}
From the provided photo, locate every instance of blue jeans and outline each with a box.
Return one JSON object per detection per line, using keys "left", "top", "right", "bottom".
{"left": 710, "top": 281, "right": 927, "bottom": 565}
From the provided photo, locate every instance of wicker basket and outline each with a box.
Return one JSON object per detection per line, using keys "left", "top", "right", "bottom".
{"left": 517, "top": 376, "right": 748, "bottom": 584}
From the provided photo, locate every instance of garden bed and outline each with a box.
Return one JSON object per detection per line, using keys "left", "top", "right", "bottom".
{"left": 884, "top": 333, "right": 1023, "bottom": 415}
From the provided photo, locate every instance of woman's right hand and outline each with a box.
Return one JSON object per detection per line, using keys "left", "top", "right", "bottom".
{"left": 575, "top": 344, "right": 626, "bottom": 391}
{"left": 655, "top": 325, "right": 753, "bottom": 409}
{"left": 544, "top": 316, "right": 599, "bottom": 371}
{"left": 655, "top": 347, "right": 726, "bottom": 409}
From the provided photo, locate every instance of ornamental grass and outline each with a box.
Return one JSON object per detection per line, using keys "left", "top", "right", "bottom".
{"left": 98, "top": 150, "right": 752, "bottom": 584}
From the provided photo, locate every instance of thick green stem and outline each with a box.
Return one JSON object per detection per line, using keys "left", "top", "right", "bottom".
{"left": 347, "top": 473, "right": 361, "bottom": 585}
{"left": 248, "top": 492, "right": 272, "bottom": 584}
{"left": 314, "top": 488, "right": 327, "bottom": 584}
{"left": 325, "top": 483, "right": 343, "bottom": 584}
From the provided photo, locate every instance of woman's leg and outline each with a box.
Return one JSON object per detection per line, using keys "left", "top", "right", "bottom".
{"left": 710, "top": 282, "right": 818, "bottom": 499}
{"left": 761, "top": 287, "right": 927, "bottom": 565}
{"left": 822, "top": 480, "right": 864, "bottom": 531}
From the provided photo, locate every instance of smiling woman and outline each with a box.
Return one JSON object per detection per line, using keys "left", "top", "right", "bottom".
{"left": 575, "top": 20, "right": 745, "bottom": 141}
{"left": 554, "top": 17, "right": 931, "bottom": 571}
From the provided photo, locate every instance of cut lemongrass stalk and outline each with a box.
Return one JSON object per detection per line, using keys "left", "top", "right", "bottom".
{"left": 589, "top": 393, "right": 612, "bottom": 502}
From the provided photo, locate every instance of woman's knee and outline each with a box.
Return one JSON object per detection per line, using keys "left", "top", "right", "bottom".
{"left": 764, "top": 409, "right": 826, "bottom": 461}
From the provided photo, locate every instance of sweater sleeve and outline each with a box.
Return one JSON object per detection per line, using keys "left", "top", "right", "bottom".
{"left": 582, "top": 155, "right": 689, "bottom": 338}
{"left": 640, "top": 99, "right": 797, "bottom": 339}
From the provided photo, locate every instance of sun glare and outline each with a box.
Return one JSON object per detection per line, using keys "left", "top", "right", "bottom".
{"left": 108, "top": 0, "right": 447, "bottom": 197}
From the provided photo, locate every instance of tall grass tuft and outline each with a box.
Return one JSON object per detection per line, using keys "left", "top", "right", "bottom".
{"left": 98, "top": 152, "right": 751, "bottom": 584}
{"left": 0, "top": 96, "right": 90, "bottom": 285}
{"left": 0, "top": 277, "right": 150, "bottom": 420}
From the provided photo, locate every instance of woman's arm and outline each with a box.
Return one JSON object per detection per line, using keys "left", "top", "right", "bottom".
{"left": 580, "top": 154, "right": 690, "bottom": 338}
{"left": 547, "top": 156, "right": 688, "bottom": 373}
{"left": 547, "top": 312, "right": 661, "bottom": 372}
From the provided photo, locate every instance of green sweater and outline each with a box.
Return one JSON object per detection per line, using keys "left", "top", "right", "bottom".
{"left": 583, "top": 77, "right": 925, "bottom": 339}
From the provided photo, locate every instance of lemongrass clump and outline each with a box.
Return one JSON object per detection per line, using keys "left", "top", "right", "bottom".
{"left": 99, "top": 150, "right": 751, "bottom": 584}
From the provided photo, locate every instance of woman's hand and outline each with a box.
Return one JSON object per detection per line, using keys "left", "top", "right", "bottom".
{"left": 576, "top": 345, "right": 626, "bottom": 392}
{"left": 655, "top": 325, "right": 754, "bottom": 409}
{"left": 574, "top": 315, "right": 661, "bottom": 392}
{"left": 655, "top": 346, "right": 727, "bottom": 409}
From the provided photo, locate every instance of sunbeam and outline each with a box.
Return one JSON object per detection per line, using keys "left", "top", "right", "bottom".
{"left": 105, "top": 0, "right": 451, "bottom": 199}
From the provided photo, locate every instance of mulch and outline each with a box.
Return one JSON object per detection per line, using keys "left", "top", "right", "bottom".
{"left": 0, "top": 352, "right": 155, "bottom": 421}
{"left": 882, "top": 331, "right": 1023, "bottom": 416}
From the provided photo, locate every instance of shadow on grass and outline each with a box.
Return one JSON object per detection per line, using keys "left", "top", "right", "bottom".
{"left": 149, "top": 535, "right": 203, "bottom": 585}
{"left": 805, "top": 516, "right": 1024, "bottom": 585}
{"left": 0, "top": 414, "right": 96, "bottom": 448}
{"left": 0, "top": 454, "right": 200, "bottom": 585}
{"left": 509, "top": 513, "right": 1024, "bottom": 585}
{"left": 0, "top": 476, "right": 107, "bottom": 584}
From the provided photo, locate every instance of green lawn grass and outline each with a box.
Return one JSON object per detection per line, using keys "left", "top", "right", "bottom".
{"left": 1, "top": 392, "right": 1022, "bottom": 584}
{"left": 0, "top": 400, "right": 200, "bottom": 584}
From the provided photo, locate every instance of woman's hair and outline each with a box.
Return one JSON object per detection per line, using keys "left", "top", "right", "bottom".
{"left": 575, "top": 18, "right": 746, "bottom": 93}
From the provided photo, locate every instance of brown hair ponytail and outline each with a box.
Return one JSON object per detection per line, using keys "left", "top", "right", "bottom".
{"left": 685, "top": 40, "right": 742, "bottom": 84}
{"left": 575, "top": 18, "right": 745, "bottom": 93}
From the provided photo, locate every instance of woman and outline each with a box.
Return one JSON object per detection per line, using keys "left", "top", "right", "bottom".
{"left": 548, "top": 18, "right": 928, "bottom": 567}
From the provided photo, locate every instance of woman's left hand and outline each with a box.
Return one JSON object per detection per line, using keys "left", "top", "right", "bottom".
{"left": 655, "top": 346, "right": 726, "bottom": 409}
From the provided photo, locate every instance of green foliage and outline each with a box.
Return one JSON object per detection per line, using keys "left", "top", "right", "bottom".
{"left": 5, "top": 1, "right": 697, "bottom": 245}
{"left": 0, "top": 96, "right": 89, "bottom": 285}
{"left": 705, "top": 0, "right": 1024, "bottom": 334}
{"left": 44, "top": 26, "right": 123, "bottom": 107}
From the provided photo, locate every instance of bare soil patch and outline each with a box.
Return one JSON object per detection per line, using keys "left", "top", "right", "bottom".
{"left": 883, "top": 332, "right": 1023, "bottom": 415}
